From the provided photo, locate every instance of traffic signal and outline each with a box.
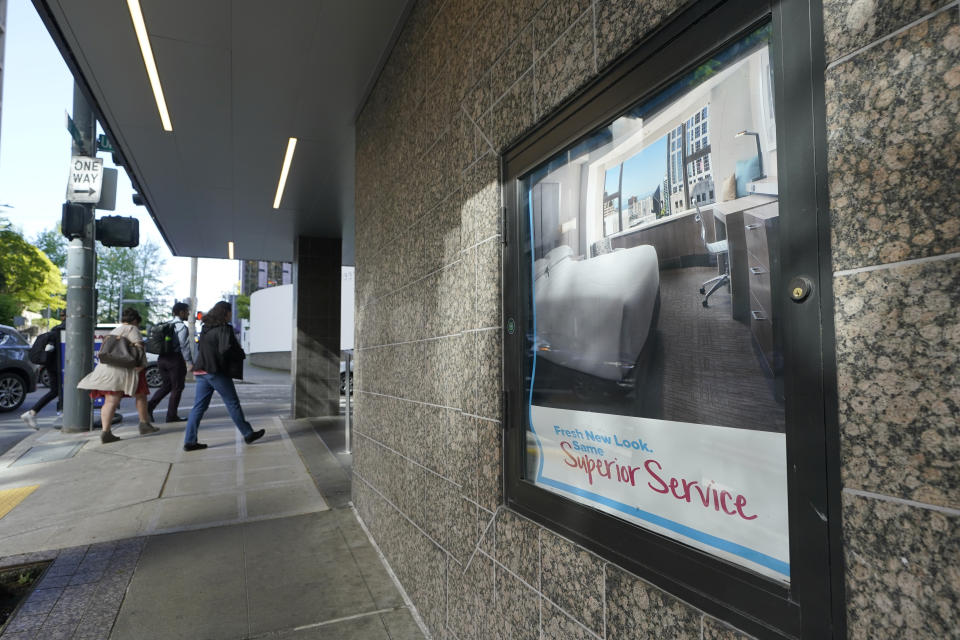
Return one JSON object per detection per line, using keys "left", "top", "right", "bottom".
{"left": 96, "top": 216, "right": 139, "bottom": 247}
{"left": 196, "top": 311, "right": 203, "bottom": 321}
{"left": 61, "top": 202, "right": 88, "bottom": 239}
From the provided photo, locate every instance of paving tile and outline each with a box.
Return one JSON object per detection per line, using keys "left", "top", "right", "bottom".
{"left": 3, "top": 613, "right": 46, "bottom": 634}
{"left": 35, "top": 624, "right": 75, "bottom": 640}
{"left": 244, "top": 482, "right": 328, "bottom": 519}
{"left": 349, "top": 544, "right": 405, "bottom": 610}
{"left": 379, "top": 608, "right": 426, "bottom": 640}
{"left": 67, "top": 570, "right": 105, "bottom": 586}
{"left": 271, "top": 613, "right": 392, "bottom": 639}
{"left": 150, "top": 492, "right": 240, "bottom": 532}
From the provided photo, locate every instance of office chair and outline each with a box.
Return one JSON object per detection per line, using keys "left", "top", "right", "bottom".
{"left": 694, "top": 204, "right": 729, "bottom": 307}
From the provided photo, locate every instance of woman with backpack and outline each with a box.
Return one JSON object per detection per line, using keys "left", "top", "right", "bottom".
{"left": 182, "top": 301, "right": 265, "bottom": 451}
{"left": 20, "top": 311, "right": 66, "bottom": 429}
{"left": 76, "top": 307, "right": 160, "bottom": 443}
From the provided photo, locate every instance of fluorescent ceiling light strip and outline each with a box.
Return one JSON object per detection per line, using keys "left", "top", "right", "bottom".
{"left": 127, "top": 0, "right": 173, "bottom": 131}
{"left": 273, "top": 138, "right": 298, "bottom": 209}
{"left": 227, "top": 241, "right": 234, "bottom": 260}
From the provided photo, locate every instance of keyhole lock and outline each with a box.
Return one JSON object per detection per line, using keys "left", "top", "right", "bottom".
{"left": 788, "top": 276, "right": 813, "bottom": 303}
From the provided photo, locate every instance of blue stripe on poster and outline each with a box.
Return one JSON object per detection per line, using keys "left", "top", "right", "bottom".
{"left": 535, "top": 474, "right": 790, "bottom": 577}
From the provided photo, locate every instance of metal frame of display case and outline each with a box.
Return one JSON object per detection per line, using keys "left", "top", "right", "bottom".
{"left": 501, "top": 0, "right": 844, "bottom": 638}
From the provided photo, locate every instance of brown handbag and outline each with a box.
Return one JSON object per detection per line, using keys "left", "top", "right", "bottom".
{"left": 98, "top": 334, "right": 141, "bottom": 368}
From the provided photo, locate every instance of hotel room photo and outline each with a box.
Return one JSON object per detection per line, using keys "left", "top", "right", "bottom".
{"left": 522, "top": 27, "right": 785, "bottom": 435}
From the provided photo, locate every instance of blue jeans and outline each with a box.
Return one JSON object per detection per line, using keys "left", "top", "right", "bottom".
{"left": 183, "top": 373, "right": 254, "bottom": 444}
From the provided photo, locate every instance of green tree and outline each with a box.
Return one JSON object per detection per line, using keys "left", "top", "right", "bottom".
{"left": 95, "top": 239, "right": 171, "bottom": 324}
{"left": 0, "top": 222, "right": 66, "bottom": 325}
{"left": 235, "top": 294, "right": 250, "bottom": 320}
{"left": 33, "top": 226, "right": 68, "bottom": 275}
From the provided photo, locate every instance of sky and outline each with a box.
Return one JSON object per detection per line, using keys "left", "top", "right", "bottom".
{"left": 620, "top": 135, "right": 668, "bottom": 205}
{"left": 0, "top": 0, "right": 240, "bottom": 315}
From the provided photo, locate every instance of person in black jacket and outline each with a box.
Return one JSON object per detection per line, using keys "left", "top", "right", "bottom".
{"left": 182, "top": 301, "right": 265, "bottom": 451}
{"left": 20, "top": 312, "right": 66, "bottom": 429}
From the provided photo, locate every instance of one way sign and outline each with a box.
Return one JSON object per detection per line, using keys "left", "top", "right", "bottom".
{"left": 66, "top": 156, "right": 103, "bottom": 203}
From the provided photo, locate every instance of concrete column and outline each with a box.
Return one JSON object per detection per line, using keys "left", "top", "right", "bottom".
{"left": 291, "top": 236, "right": 341, "bottom": 418}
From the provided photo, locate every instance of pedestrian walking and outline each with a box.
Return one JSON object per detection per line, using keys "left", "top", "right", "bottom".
{"left": 76, "top": 308, "right": 160, "bottom": 443}
{"left": 20, "top": 312, "right": 66, "bottom": 429}
{"left": 182, "top": 301, "right": 265, "bottom": 451}
{"left": 146, "top": 302, "right": 192, "bottom": 423}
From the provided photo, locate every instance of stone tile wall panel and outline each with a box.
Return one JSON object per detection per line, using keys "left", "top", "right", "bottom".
{"left": 448, "top": 552, "right": 496, "bottom": 640}
{"left": 351, "top": 0, "right": 958, "bottom": 638}
{"left": 480, "top": 70, "right": 536, "bottom": 152}
{"left": 842, "top": 492, "right": 959, "bottom": 639}
{"left": 702, "top": 617, "right": 758, "bottom": 640}
{"left": 535, "top": 0, "right": 593, "bottom": 58}
{"left": 489, "top": 25, "right": 535, "bottom": 109}
{"left": 834, "top": 258, "right": 959, "bottom": 507}
{"left": 595, "top": 0, "right": 688, "bottom": 71}
{"left": 475, "top": 328, "right": 503, "bottom": 420}
{"left": 442, "top": 490, "right": 478, "bottom": 567}
{"left": 495, "top": 565, "right": 540, "bottom": 640}
{"left": 477, "top": 418, "right": 503, "bottom": 512}
{"left": 827, "top": 11, "right": 960, "bottom": 270}
{"left": 461, "top": 153, "right": 501, "bottom": 249}
{"left": 540, "top": 530, "right": 605, "bottom": 636}
{"left": 476, "top": 238, "right": 503, "bottom": 329}
{"left": 493, "top": 510, "right": 540, "bottom": 587}
{"left": 534, "top": 10, "right": 596, "bottom": 120}
{"left": 821, "top": 0, "right": 954, "bottom": 63}
{"left": 605, "top": 564, "right": 702, "bottom": 640}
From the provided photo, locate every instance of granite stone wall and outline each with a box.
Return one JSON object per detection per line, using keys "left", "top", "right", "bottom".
{"left": 822, "top": 1, "right": 959, "bottom": 638}
{"left": 351, "top": 0, "right": 959, "bottom": 638}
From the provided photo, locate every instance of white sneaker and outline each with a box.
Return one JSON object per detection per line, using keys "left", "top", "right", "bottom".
{"left": 20, "top": 411, "right": 39, "bottom": 430}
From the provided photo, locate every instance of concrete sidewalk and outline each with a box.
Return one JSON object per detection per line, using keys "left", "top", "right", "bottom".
{"left": 0, "top": 407, "right": 423, "bottom": 639}
{"left": 235, "top": 365, "right": 290, "bottom": 386}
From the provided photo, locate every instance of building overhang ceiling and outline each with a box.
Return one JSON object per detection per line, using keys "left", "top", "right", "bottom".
{"left": 33, "top": 0, "right": 412, "bottom": 264}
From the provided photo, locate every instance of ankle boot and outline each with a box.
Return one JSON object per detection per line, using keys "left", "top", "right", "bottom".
{"left": 139, "top": 421, "right": 160, "bottom": 435}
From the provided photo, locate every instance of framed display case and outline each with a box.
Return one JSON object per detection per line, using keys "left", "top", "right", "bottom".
{"left": 501, "top": 1, "right": 843, "bottom": 638}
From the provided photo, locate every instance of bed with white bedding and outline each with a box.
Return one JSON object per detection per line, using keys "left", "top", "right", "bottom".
{"left": 533, "top": 244, "right": 660, "bottom": 382}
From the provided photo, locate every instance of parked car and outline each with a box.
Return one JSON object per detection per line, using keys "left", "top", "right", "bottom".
{"left": 37, "top": 325, "right": 163, "bottom": 389}
{"left": 94, "top": 324, "right": 162, "bottom": 388}
{"left": 0, "top": 325, "right": 38, "bottom": 412}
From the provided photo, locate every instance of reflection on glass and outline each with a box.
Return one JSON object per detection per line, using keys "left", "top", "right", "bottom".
{"left": 520, "top": 25, "right": 789, "bottom": 583}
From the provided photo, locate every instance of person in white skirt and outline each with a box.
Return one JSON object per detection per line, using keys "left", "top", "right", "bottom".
{"left": 76, "top": 307, "right": 159, "bottom": 443}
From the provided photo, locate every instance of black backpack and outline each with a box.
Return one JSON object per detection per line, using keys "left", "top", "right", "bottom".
{"left": 146, "top": 322, "right": 178, "bottom": 355}
{"left": 29, "top": 331, "right": 53, "bottom": 365}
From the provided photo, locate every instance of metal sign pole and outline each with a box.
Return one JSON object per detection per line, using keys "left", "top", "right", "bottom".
{"left": 62, "top": 83, "right": 96, "bottom": 433}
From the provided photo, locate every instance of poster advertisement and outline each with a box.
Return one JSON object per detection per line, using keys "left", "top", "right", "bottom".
{"left": 530, "top": 405, "right": 789, "bottom": 581}
{"left": 520, "top": 26, "right": 790, "bottom": 582}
